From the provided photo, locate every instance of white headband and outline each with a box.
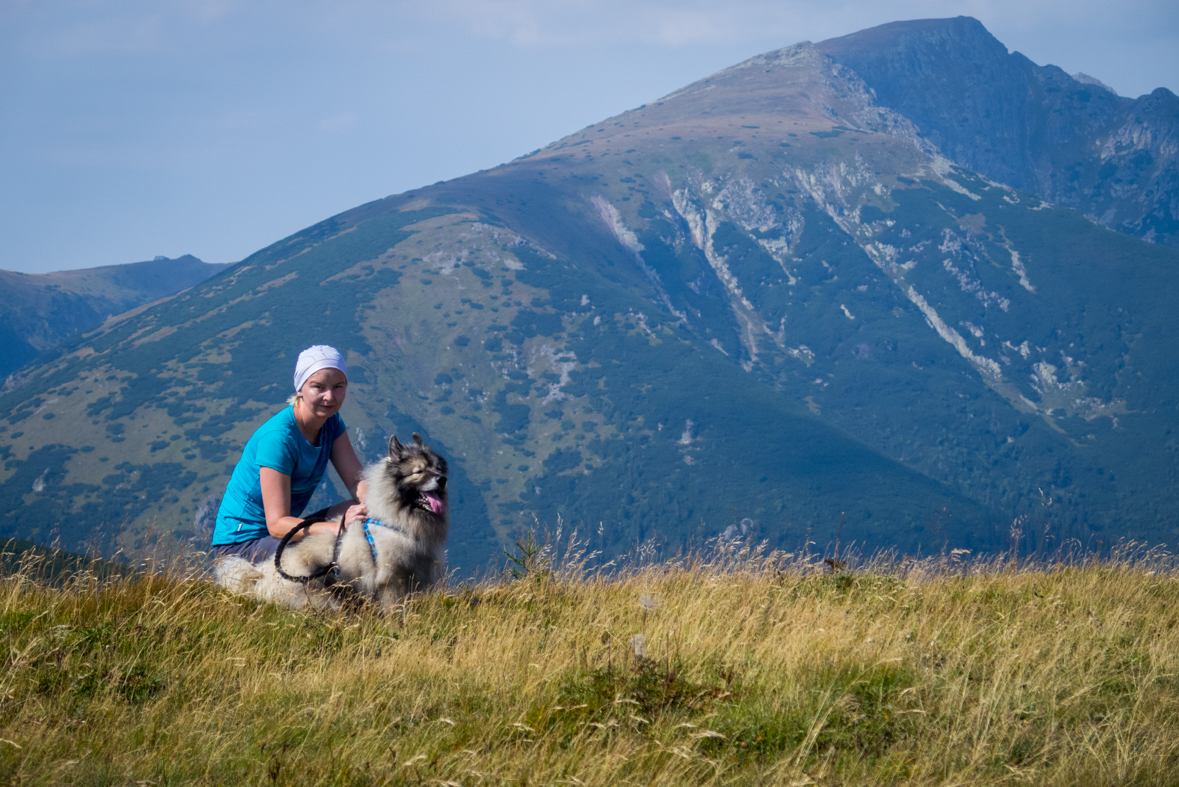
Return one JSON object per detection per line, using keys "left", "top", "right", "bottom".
{"left": 293, "top": 345, "right": 347, "bottom": 392}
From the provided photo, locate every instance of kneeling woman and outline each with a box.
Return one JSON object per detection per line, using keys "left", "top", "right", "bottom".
{"left": 212, "top": 345, "right": 367, "bottom": 563}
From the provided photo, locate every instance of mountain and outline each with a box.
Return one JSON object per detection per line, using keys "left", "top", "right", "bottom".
{"left": 0, "top": 255, "right": 232, "bottom": 380}
{"left": 3, "top": 18, "right": 1178, "bottom": 573}
{"left": 818, "top": 17, "right": 1179, "bottom": 246}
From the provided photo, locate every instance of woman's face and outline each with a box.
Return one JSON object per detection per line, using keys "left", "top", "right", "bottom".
{"left": 299, "top": 368, "right": 348, "bottom": 418}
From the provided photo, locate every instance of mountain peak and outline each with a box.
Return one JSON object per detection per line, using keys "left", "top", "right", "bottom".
{"left": 814, "top": 18, "right": 1035, "bottom": 189}
{"left": 1072, "top": 72, "right": 1117, "bottom": 95}
{"left": 817, "top": 16, "right": 1005, "bottom": 60}
{"left": 814, "top": 17, "right": 1177, "bottom": 248}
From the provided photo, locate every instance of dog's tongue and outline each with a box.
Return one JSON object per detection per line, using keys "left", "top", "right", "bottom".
{"left": 422, "top": 492, "right": 445, "bottom": 515}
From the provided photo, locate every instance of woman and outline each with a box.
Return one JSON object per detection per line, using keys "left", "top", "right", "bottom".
{"left": 212, "top": 345, "right": 368, "bottom": 564}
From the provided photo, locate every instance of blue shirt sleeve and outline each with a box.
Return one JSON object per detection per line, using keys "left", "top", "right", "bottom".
{"left": 254, "top": 423, "right": 297, "bottom": 476}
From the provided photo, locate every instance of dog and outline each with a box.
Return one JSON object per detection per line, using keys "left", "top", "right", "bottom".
{"left": 215, "top": 433, "right": 449, "bottom": 609}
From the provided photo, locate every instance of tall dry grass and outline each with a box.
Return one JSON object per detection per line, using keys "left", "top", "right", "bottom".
{"left": 1, "top": 537, "right": 1177, "bottom": 785}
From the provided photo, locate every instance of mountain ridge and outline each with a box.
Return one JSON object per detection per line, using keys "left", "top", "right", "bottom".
{"left": 2, "top": 18, "right": 1177, "bottom": 572}
{"left": 0, "top": 255, "right": 232, "bottom": 380}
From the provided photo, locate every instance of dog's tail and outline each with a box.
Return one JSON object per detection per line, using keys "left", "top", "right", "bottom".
{"left": 214, "top": 556, "right": 263, "bottom": 595}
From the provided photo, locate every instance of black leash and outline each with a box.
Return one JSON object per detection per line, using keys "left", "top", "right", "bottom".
{"left": 273, "top": 507, "right": 344, "bottom": 584}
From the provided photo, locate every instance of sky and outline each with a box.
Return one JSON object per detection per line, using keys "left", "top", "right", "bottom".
{"left": 2, "top": 0, "right": 1176, "bottom": 274}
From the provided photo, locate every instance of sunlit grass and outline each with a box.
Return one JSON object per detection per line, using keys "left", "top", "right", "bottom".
{"left": 1, "top": 538, "right": 1177, "bottom": 785}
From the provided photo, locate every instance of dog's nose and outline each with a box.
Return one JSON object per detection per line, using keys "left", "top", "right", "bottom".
{"left": 436, "top": 476, "right": 447, "bottom": 491}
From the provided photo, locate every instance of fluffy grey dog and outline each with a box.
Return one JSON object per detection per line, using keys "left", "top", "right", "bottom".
{"left": 215, "top": 433, "right": 449, "bottom": 609}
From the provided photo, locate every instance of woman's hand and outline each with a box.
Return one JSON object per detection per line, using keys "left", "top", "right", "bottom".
{"left": 342, "top": 502, "right": 368, "bottom": 528}
{"left": 317, "top": 499, "right": 367, "bottom": 535}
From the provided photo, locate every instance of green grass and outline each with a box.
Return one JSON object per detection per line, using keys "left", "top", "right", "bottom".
{"left": 1, "top": 542, "right": 1177, "bottom": 785}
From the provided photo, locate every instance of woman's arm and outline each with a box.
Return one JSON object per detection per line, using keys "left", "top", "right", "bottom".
{"left": 260, "top": 467, "right": 345, "bottom": 540}
{"left": 328, "top": 433, "right": 368, "bottom": 525}
{"left": 330, "top": 432, "right": 367, "bottom": 502}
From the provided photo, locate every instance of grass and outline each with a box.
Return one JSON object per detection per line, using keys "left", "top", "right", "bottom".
{"left": 0, "top": 538, "right": 134, "bottom": 586}
{"left": 1, "top": 539, "right": 1177, "bottom": 786}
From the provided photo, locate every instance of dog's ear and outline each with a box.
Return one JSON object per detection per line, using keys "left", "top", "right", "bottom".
{"left": 412, "top": 432, "right": 424, "bottom": 446}
{"left": 389, "top": 435, "right": 404, "bottom": 458}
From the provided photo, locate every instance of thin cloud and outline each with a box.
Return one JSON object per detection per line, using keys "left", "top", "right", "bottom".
{"left": 43, "top": 14, "right": 165, "bottom": 56}
{"left": 318, "top": 112, "right": 359, "bottom": 133}
{"left": 185, "top": 0, "right": 238, "bottom": 24}
{"left": 14, "top": 1, "right": 1178, "bottom": 68}
{"left": 214, "top": 110, "right": 278, "bottom": 131}
{"left": 404, "top": 0, "right": 1179, "bottom": 49}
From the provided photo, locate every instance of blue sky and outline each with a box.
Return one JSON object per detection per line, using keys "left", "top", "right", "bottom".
{"left": 2, "top": 0, "right": 1176, "bottom": 273}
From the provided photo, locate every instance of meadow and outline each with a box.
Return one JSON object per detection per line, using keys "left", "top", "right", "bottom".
{"left": 1, "top": 537, "right": 1177, "bottom": 786}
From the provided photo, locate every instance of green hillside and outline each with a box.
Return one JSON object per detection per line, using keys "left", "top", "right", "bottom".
{"left": 0, "top": 198, "right": 991, "bottom": 573}
{"left": 2, "top": 27, "right": 1178, "bottom": 571}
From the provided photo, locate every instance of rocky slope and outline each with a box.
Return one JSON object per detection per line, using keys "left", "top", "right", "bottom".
{"left": 819, "top": 17, "right": 1179, "bottom": 246}
{"left": 3, "top": 19, "right": 1178, "bottom": 572}
{"left": 0, "top": 255, "right": 231, "bottom": 380}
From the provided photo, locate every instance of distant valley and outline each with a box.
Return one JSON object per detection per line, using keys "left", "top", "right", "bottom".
{"left": 2, "top": 17, "right": 1178, "bottom": 574}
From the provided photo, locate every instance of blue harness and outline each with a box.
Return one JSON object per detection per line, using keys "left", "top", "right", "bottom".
{"left": 361, "top": 517, "right": 406, "bottom": 563}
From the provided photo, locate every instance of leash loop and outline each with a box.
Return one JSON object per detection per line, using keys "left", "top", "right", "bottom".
{"left": 273, "top": 507, "right": 344, "bottom": 583}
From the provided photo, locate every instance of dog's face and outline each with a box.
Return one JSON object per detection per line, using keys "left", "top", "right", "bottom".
{"left": 386, "top": 433, "right": 448, "bottom": 517}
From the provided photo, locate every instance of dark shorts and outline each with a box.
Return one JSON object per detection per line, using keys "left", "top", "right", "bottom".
{"left": 213, "top": 536, "right": 282, "bottom": 565}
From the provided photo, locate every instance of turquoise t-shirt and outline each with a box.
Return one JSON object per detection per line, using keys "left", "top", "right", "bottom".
{"left": 212, "top": 407, "right": 347, "bottom": 546}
